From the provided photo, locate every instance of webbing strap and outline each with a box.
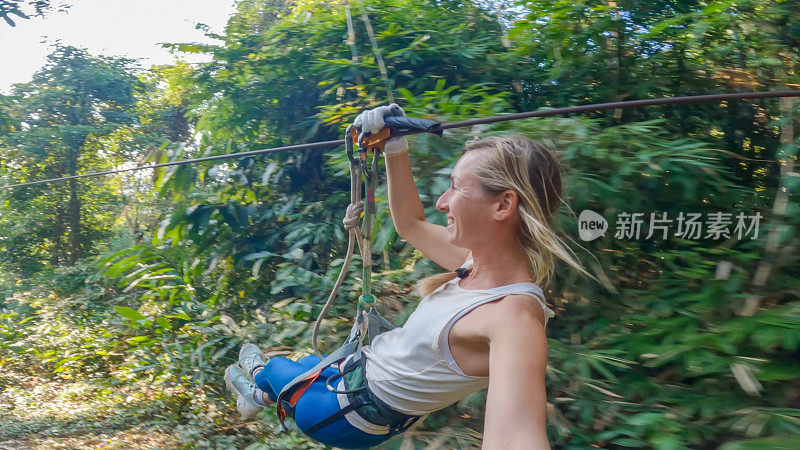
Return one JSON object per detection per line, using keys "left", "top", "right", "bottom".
{"left": 288, "top": 369, "right": 323, "bottom": 405}
{"left": 277, "top": 340, "right": 359, "bottom": 402}
{"left": 305, "top": 393, "right": 370, "bottom": 436}
{"left": 366, "top": 308, "right": 396, "bottom": 342}
{"left": 276, "top": 340, "right": 360, "bottom": 429}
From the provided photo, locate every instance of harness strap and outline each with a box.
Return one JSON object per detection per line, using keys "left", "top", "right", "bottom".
{"left": 276, "top": 340, "right": 360, "bottom": 429}
{"left": 304, "top": 394, "right": 371, "bottom": 436}
{"left": 366, "top": 308, "right": 396, "bottom": 342}
{"left": 305, "top": 349, "right": 422, "bottom": 437}
{"left": 289, "top": 369, "right": 323, "bottom": 405}
{"left": 277, "top": 369, "right": 324, "bottom": 423}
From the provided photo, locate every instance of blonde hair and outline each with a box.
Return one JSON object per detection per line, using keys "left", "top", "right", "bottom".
{"left": 416, "top": 134, "right": 591, "bottom": 297}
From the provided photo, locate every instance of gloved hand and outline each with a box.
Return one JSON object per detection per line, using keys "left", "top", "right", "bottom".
{"left": 353, "top": 103, "right": 409, "bottom": 156}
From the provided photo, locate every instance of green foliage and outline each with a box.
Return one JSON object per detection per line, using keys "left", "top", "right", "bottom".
{"left": 0, "top": 46, "right": 140, "bottom": 271}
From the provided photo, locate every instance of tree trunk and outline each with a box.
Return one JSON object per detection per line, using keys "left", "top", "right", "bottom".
{"left": 52, "top": 202, "right": 66, "bottom": 266}
{"left": 67, "top": 148, "right": 82, "bottom": 263}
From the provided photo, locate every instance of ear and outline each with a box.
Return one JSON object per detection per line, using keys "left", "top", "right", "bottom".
{"left": 492, "top": 189, "right": 519, "bottom": 221}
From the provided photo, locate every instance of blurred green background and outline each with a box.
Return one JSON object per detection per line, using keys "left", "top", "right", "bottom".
{"left": 1, "top": 1, "right": 798, "bottom": 448}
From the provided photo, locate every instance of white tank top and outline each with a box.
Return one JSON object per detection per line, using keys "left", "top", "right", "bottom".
{"left": 360, "top": 258, "right": 554, "bottom": 416}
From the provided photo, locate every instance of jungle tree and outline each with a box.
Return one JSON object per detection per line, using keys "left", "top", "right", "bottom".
{"left": 0, "top": 46, "right": 141, "bottom": 271}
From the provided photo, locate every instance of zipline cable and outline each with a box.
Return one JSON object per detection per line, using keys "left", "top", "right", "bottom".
{"left": 439, "top": 90, "right": 800, "bottom": 130}
{"left": 2, "top": 90, "right": 799, "bottom": 190}
{"left": 1, "top": 139, "right": 344, "bottom": 189}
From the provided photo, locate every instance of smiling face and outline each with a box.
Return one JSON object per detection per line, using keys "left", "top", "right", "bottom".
{"left": 421, "top": 134, "right": 587, "bottom": 292}
{"left": 435, "top": 150, "right": 507, "bottom": 248}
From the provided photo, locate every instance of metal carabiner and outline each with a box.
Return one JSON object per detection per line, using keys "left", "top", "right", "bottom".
{"left": 357, "top": 131, "right": 373, "bottom": 179}
{"left": 345, "top": 124, "right": 358, "bottom": 166}
{"left": 324, "top": 369, "right": 368, "bottom": 395}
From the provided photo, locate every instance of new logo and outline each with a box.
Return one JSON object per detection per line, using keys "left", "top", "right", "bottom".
{"left": 578, "top": 210, "right": 608, "bottom": 242}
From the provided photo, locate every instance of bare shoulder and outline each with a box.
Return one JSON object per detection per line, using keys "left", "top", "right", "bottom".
{"left": 469, "top": 294, "right": 547, "bottom": 341}
{"left": 488, "top": 294, "right": 546, "bottom": 329}
{"left": 483, "top": 295, "right": 549, "bottom": 373}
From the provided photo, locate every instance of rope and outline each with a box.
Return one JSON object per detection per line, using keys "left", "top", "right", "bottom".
{"left": 309, "top": 126, "right": 387, "bottom": 357}
{"left": 357, "top": 135, "right": 379, "bottom": 312}
{"left": 310, "top": 128, "right": 380, "bottom": 358}
{"left": 311, "top": 157, "right": 364, "bottom": 357}
{"left": 2, "top": 90, "right": 800, "bottom": 190}
{"left": 342, "top": 201, "right": 365, "bottom": 236}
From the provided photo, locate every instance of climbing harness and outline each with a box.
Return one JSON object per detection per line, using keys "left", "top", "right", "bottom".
{"left": 275, "top": 114, "right": 441, "bottom": 436}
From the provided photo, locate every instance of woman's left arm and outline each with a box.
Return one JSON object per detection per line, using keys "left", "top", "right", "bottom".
{"left": 483, "top": 295, "right": 550, "bottom": 449}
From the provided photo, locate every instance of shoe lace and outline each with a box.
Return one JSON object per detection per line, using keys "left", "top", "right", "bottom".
{"left": 243, "top": 353, "right": 263, "bottom": 365}
{"left": 242, "top": 353, "right": 268, "bottom": 374}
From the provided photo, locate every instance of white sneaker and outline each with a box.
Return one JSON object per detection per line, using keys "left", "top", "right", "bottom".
{"left": 238, "top": 343, "right": 270, "bottom": 379}
{"left": 224, "top": 364, "right": 264, "bottom": 419}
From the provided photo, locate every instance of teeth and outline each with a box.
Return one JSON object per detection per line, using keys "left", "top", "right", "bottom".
{"left": 447, "top": 218, "right": 454, "bottom": 225}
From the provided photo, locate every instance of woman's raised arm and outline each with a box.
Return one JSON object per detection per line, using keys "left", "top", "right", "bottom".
{"left": 481, "top": 295, "right": 550, "bottom": 449}
{"left": 385, "top": 150, "right": 469, "bottom": 271}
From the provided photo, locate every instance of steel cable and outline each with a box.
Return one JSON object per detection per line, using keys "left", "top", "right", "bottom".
{"left": 2, "top": 90, "right": 799, "bottom": 189}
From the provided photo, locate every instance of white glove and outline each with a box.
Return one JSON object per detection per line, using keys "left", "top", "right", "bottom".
{"left": 353, "top": 103, "right": 408, "bottom": 156}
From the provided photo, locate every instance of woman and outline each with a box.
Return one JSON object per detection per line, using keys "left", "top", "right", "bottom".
{"left": 225, "top": 104, "right": 587, "bottom": 449}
